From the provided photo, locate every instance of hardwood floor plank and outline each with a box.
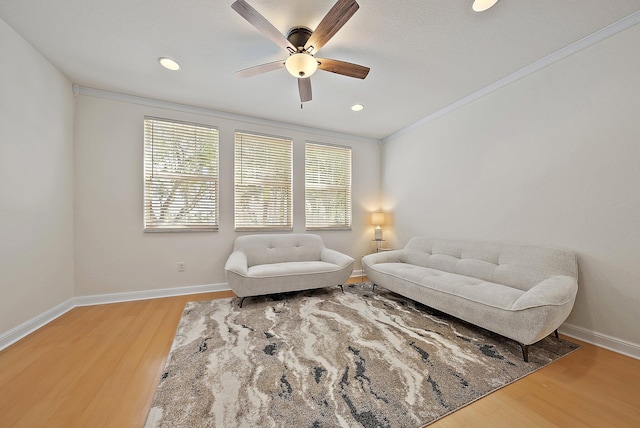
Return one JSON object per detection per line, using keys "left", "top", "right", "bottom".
{"left": 0, "top": 285, "right": 638, "bottom": 428}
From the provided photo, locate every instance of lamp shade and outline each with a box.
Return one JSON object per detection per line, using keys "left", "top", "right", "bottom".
{"left": 371, "top": 212, "right": 385, "bottom": 226}
{"left": 285, "top": 53, "right": 318, "bottom": 78}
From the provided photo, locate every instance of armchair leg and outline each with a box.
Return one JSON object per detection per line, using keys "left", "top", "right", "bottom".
{"left": 339, "top": 284, "right": 344, "bottom": 293}
{"left": 554, "top": 329, "right": 559, "bottom": 338}
{"left": 519, "top": 343, "right": 530, "bottom": 362}
{"left": 239, "top": 297, "right": 247, "bottom": 308}
{"left": 372, "top": 283, "right": 377, "bottom": 291}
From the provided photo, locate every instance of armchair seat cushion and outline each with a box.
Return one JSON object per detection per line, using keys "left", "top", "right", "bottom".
{"left": 248, "top": 261, "right": 346, "bottom": 278}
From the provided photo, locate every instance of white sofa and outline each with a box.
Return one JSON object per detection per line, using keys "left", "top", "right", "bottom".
{"left": 362, "top": 237, "right": 578, "bottom": 361}
{"left": 225, "top": 234, "right": 355, "bottom": 307}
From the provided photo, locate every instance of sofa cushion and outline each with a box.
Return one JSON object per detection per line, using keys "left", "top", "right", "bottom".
{"left": 248, "top": 261, "right": 343, "bottom": 278}
{"left": 371, "top": 262, "right": 525, "bottom": 310}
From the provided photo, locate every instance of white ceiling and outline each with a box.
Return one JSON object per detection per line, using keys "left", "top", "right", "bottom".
{"left": 2, "top": 0, "right": 640, "bottom": 140}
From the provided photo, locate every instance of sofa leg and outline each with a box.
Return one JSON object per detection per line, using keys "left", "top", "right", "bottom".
{"left": 554, "top": 329, "right": 559, "bottom": 338}
{"left": 339, "top": 284, "right": 344, "bottom": 293}
{"left": 239, "top": 297, "right": 247, "bottom": 308}
{"left": 519, "top": 343, "right": 529, "bottom": 362}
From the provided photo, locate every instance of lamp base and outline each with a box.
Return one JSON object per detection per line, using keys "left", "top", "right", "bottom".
{"left": 374, "top": 227, "right": 383, "bottom": 241}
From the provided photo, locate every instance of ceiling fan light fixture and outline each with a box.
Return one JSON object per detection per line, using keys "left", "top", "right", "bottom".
{"left": 472, "top": 0, "right": 499, "bottom": 12}
{"left": 285, "top": 53, "right": 318, "bottom": 78}
{"left": 158, "top": 57, "right": 180, "bottom": 71}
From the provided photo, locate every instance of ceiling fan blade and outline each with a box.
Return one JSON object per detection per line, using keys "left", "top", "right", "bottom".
{"left": 236, "top": 60, "right": 285, "bottom": 78}
{"left": 298, "top": 77, "right": 312, "bottom": 103}
{"left": 317, "top": 58, "right": 369, "bottom": 79}
{"left": 231, "top": 0, "right": 295, "bottom": 51}
{"left": 304, "top": 0, "right": 359, "bottom": 53}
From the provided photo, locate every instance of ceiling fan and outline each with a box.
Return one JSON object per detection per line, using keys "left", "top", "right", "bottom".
{"left": 231, "top": 0, "right": 370, "bottom": 103}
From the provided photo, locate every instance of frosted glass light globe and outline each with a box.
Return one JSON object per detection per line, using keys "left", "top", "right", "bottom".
{"left": 285, "top": 53, "right": 318, "bottom": 78}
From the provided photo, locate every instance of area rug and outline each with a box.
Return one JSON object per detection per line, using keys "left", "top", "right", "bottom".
{"left": 145, "top": 283, "right": 579, "bottom": 428}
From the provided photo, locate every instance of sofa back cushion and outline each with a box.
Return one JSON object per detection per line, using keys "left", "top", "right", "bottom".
{"left": 234, "top": 234, "right": 325, "bottom": 267}
{"left": 403, "top": 237, "right": 577, "bottom": 291}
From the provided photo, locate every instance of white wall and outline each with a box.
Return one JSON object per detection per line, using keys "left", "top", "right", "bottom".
{"left": 6, "top": 7, "right": 636, "bottom": 357}
{"left": 381, "top": 23, "right": 640, "bottom": 350}
{"left": 73, "top": 94, "right": 381, "bottom": 296}
{"left": 0, "top": 18, "right": 75, "bottom": 334}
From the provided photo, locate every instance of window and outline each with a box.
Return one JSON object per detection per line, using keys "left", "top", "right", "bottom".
{"left": 305, "top": 142, "right": 352, "bottom": 230}
{"left": 234, "top": 131, "right": 292, "bottom": 230}
{"left": 144, "top": 117, "right": 219, "bottom": 231}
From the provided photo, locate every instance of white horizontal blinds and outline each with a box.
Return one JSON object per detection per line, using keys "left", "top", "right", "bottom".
{"left": 305, "top": 142, "right": 352, "bottom": 230}
{"left": 234, "top": 131, "right": 293, "bottom": 230}
{"left": 144, "top": 117, "right": 219, "bottom": 231}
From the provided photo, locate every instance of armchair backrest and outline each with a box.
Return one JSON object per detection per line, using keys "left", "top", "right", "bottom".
{"left": 233, "top": 234, "right": 325, "bottom": 267}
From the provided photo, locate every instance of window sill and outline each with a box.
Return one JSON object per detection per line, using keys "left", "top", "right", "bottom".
{"left": 144, "top": 227, "right": 218, "bottom": 233}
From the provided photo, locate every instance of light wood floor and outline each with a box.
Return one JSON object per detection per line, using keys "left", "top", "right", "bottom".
{"left": 1, "top": 280, "right": 639, "bottom": 427}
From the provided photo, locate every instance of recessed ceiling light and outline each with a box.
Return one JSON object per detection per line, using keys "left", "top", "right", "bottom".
{"left": 351, "top": 104, "right": 364, "bottom": 112}
{"left": 158, "top": 57, "right": 180, "bottom": 71}
{"left": 472, "top": 0, "right": 499, "bottom": 12}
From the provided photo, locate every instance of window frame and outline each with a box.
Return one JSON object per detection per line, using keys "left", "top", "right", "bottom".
{"left": 234, "top": 130, "right": 293, "bottom": 231}
{"left": 304, "top": 141, "right": 352, "bottom": 231}
{"left": 143, "top": 116, "right": 219, "bottom": 232}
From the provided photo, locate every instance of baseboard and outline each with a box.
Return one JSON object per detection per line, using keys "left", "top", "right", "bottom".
{"left": 351, "top": 270, "right": 364, "bottom": 279}
{"left": 73, "top": 282, "right": 231, "bottom": 307}
{"left": 559, "top": 322, "right": 640, "bottom": 360}
{"left": 5, "top": 286, "right": 639, "bottom": 361}
{"left": 0, "top": 298, "right": 75, "bottom": 351}
{"left": 0, "top": 283, "right": 230, "bottom": 352}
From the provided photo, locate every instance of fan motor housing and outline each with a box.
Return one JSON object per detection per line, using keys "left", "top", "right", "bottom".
{"left": 287, "top": 27, "right": 313, "bottom": 51}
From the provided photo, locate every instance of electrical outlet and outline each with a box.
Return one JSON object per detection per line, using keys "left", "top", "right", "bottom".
{"left": 178, "top": 262, "right": 185, "bottom": 272}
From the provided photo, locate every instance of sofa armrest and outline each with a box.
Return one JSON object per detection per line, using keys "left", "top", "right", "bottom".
{"left": 321, "top": 248, "right": 355, "bottom": 268}
{"left": 362, "top": 250, "right": 404, "bottom": 267}
{"left": 224, "top": 251, "right": 249, "bottom": 276}
{"left": 511, "top": 275, "right": 578, "bottom": 310}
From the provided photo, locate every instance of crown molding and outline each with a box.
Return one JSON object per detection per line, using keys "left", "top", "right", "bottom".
{"left": 383, "top": 10, "right": 640, "bottom": 144}
{"left": 73, "top": 85, "right": 381, "bottom": 145}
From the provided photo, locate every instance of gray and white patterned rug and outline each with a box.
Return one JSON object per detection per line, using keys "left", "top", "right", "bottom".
{"left": 145, "top": 283, "right": 579, "bottom": 428}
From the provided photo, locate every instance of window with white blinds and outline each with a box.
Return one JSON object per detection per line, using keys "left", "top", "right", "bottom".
{"left": 234, "top": 131, "right": 293, "bottom": 230}
{"left": 305, "top": 142, "right": 352, "bottom": 230}
{"left": 144, "top": 117, "right": 219, "bottom": 232}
